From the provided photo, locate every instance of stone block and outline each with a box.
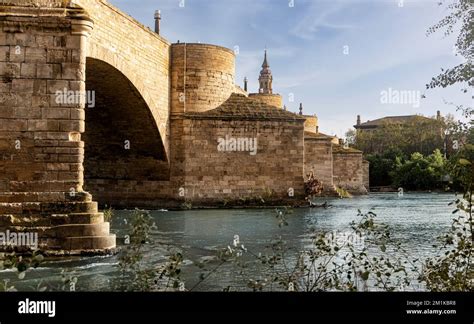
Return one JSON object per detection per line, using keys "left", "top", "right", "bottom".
{"left": 42, "top": 107, "right": 70, "bottom": 119}
{"left": 27, "top": 119, "right": 59, "bottom": 131}
{"left": 20, "top": 63, "right": 36, "bottom": 78}
{"left": 58, "top": 154, "right": 83, "bottom": 163}
{"left": 61, "top": 63, "right": 84, "bottom": 80}
{"left": 36, "top": 63, "right": 54, "bottom": 79}
{"left": 0, "top": 119, "right": 27, "bottom": 131}
{"left": 33, "top": 80, "right": 46, "bottom": 95}
{"left": 66, "top": 35, "right": 82, "bottom": 49}
{"left": 0, "top": 62, "right": 21, "bottom": 78}
{"left": 33, "top": 132, "right": 70, "bottom": 140}
{"left": 59, "top": 120, "right": 84, "bottom": 132}
{"left": 13, "top": 106, "right": 41, "bottom": 119}
{"left": 0, "top": 81, "right": 11, "bottom": 92}
{"left": 25, "top": 48, "right": 47, "bottom": 63}
{"left": 32, "top": 95, "right": 50, "bottom": 108}
{"left": 68, "top": 80, "right": 85, "bottom": 92}
{"left": 12, "top": 79, "right": 34, "bottom": 93}
{"left": 36, "top": 35, "right": 55, "bottom": 48}
{"left": 70, "top": 108, "right": 84, "bottom": 120}
{"left": 8, "top": 33, "right": 36, "bottom": 47}
{"left": 46, "top": 80, "right": 68, "bottom": 94}
{"left": 53, "top": 36, "right": 66, "bottom": 48}
{"left": 0, "top": 46, "right": 9, "bottom": 61}
{"left": 60, "top": 234, "right": 116, "bottom": 250}
{"left": 47, "top": 49, "right": 68, "bottom": 63}
{"left": 9, "top": 45, "right": 25, "bottom": 63}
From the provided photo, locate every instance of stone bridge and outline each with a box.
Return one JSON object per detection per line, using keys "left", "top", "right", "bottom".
{"left": 0, "top": 0, "right": 173, "bottom": 252}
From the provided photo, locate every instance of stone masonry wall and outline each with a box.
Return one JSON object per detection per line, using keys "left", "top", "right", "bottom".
{"left": 171, "top": 43, "right": 235, "bottom": 115}
{"left": 304, "top": 138, "right": 335, "bottom": 192}
{"left": 0, "top": 6, "right": 91, "bottom": 195}
{"left": 333, "top": 152, "right": 368, "bottom": 194}
{"left": 362, "top": 160, "right": 370, "bottom": 191}
{"left": 178, "top": 118, "right": 305, "bottom": 204}
{"left": 248, "top": 93, "right": 282, "bottom": 108}
{"left": 0, "top": 1, "right": 66, "bottom": 7}
{"left": 0, "top": 4, "right": 115, "bottom": 252}
{"left": 303, "top": 115, "right": 318, "bottom": 133}
{"left": 83, "top": 116, "right": 307, "bottom": 208}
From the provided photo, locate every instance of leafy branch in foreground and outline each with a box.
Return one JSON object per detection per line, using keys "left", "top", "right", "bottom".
{"left": 426, "top": 0, "right": 473, "bottom": 91}
{"left": 191, "top": 208, "right": 420, "bottom": 292}
{"left": 0, "top": 250, "right": 44, "bottom": 291}
{"left": 115, "top": 209, "right": 184, "bottom": 291}
{"left": 420, "top": 127, "right": 473, "bottom": 291}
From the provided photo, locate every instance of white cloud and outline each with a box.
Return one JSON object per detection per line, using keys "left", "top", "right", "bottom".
{"left": 290, "top": 1, "right": 355, "bottom": 40}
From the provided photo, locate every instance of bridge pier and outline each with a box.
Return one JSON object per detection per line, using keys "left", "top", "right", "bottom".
{"left": 0, "top": 3, "right": 115, "bottom": 253}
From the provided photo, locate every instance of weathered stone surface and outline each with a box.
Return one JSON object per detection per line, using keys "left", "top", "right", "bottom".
{"left": 60, "top": 235, "right": 116, "bottom": 251}
{"left": 171, "top": 43, "right": 235, "bottom": 115}
{"left": 47, "top": 222, "right": 110, "bottom": 238}
{"left": 0, "top": 3, "right": 115, "bottom": 253}
{"left": 248, "top": 93, "right": 283, "bottom": 109}
{"left": 304, "top": 132, "right": 337, "bottom": 195}
{"left": 333, "top": 146, "right": 368, "bottom": 195}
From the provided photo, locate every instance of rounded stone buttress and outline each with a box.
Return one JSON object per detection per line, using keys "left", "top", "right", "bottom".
{"left": 170, "top": 43, "right": 236, "bottom": 115}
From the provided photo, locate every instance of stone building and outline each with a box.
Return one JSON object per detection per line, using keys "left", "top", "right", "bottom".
{"left": 353, "top": 112, "right": 446, "bottom": 156}
{"left": 0, "top": 0, "right": 368, "bottom": 253}
{"left": 354, "top": 111, "right": 443, "bottom": 131}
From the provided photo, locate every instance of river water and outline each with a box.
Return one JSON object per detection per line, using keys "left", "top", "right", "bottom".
{"left": 0, "top": 193, "right": 459, "bottom": 291}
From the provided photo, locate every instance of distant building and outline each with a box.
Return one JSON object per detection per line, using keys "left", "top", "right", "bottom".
{"left": 354, "top": 111, "right": 442, "bottom": 130}
{"left": 352, "top": 111, "right": 446, "bottom": 156}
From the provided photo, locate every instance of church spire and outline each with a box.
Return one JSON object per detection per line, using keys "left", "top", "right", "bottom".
{"left": 262, "top": 49, "right": 269, "bottom": 68}
{"left": 258, "top": 49, "right": 273, "bottom": 94}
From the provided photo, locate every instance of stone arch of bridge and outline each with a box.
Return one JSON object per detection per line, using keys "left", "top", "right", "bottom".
{"left": 83, "top": 57, "right": 170, "bottom": 185}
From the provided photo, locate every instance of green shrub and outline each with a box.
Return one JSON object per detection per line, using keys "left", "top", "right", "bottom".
{"left": 391, "top": 149, "right": 446, "bottom": 190}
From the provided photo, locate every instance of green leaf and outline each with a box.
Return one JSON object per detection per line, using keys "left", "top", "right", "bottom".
{"left": 458, "top": 158, "right": 471, "bottom": 165}
{"left": 361, "top": 271, "right": 370, "bottom": 281}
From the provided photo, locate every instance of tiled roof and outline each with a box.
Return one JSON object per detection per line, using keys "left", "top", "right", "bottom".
{"left": 184, "top": 93, "right": 306, "bottom": 121}
{"left": 355, "top": 115, "right": 435, "bottom": 128}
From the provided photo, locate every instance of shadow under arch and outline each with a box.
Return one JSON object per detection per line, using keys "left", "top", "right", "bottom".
{"left": 83, "top": 57, "right": 170, "bottom": 186}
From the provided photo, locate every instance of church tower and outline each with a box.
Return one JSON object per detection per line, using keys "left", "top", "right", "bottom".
{"left": 249, "top": 49, "right": 282, "bottom": 108}
{"left": 258, "top": 50, "right": 273, "bottom": 94}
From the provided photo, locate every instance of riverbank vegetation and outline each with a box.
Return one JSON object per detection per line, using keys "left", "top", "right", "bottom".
{"left": 354, "top": 124, "right": 472, "bottom": 191}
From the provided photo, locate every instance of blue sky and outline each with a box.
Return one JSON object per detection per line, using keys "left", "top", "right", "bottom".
{"left": 110, "top": 0, "right": 470, "bottom": 137}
